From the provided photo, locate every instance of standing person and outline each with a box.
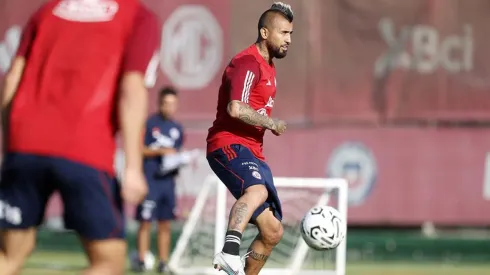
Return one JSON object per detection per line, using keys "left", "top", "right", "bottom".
{"left": 206, "top": 2, "right": 293, "bottom": 275}
{"left": 0, "top": 0, "right": 159, "bottom": 274}
{"left": 134, "top": 87, "right": 194, "bottom": 273}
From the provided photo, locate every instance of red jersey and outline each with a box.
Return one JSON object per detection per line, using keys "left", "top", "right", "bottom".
{"left": 8, "top": 0, "right": 159, "bottom": 173}
{"left": 207, "top": 44, "right": 277, "bottom": 160}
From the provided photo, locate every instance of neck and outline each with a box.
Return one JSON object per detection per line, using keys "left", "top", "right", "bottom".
{"left": 255, "top": 42, "right": 272, "bottom": 64}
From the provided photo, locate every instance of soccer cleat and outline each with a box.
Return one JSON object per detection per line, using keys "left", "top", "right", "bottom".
{"left": 132, "top": 260, "right": 147, "bottom": 273}
{"left": 212, "top": 251, "right": 246, "bottom": 275}
{"left": 157, "top": 261, "right": 167, "bottom": 273}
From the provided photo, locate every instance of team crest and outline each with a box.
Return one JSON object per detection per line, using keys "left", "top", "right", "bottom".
{"left": 252, "top": 171, "right": 262, "bottom": 180}
{"left": 326, "top": 142, "right": 377, "bottom": 206}
{"left": 169, "top": 127, "right": 180, "bottom": 140}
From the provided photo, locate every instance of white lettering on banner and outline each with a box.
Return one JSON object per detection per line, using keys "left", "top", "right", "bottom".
{"left": 0, "top": 26, "right": 22, "bottom": 73}
{"left": 161, "top": 5, "right": 223, "bottom": 90}
{"left": 0, "top": 200, "right": 22, "bottom": 225}
{"left": 375, "top": 17, "right": 473, "bottom": 77}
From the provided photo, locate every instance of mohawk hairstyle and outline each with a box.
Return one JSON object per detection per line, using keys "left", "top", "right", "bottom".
{"left": 269, "top": 2, "right": 294, "bottom": 22}
{"left": 257, "top": 2, "right": 294, "bottom": 32}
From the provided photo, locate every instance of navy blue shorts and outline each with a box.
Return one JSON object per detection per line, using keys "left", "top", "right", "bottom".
{"left": 0, "top": 153, "right": 124, "bottom": 240}
{"left": 207, "top": 144, "right": 282, "bottom": 223}
{"left": 135, "top": 180, "right": 176, "bottom": 222}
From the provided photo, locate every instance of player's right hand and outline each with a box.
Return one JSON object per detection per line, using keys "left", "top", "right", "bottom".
{"left": 121, "top": 168, "right": 148, "bottom": 205}
{"left": 271, "top": 119, "right": 287, "bottom": 136}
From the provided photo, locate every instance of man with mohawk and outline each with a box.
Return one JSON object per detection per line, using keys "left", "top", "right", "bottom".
{"left": 206, "top": 2, "right": 294, "bottom": 275}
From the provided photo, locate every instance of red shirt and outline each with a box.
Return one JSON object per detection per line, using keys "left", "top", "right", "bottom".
{"left": 207, "top": 44, "right": 277, "bottom": 160}
{"left": 8, "top": 0, "right": 159, "bottom": 173}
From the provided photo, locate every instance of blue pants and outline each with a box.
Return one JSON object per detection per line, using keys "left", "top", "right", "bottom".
{"left": 0, "top": 153, "right": 124, "bottom": 240}
{"left": 207, "top": 144, "right": 282, "bottom": 223}
{"left": 135, "top": 179, "right": 176, "bottom": 222}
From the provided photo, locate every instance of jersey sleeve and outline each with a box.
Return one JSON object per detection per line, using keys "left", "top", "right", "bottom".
{"left": 228, "top": 56, "right": 261, "bottom": 103}
{"left": 122, "top": 6, "right": 160, "bottom": 87}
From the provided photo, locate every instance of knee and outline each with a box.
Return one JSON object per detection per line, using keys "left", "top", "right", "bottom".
{"left": 261, "top": 220, "right": 284, "bottom": 247}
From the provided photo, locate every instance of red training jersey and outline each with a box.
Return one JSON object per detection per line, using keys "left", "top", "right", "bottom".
{"left": 8, "top": 0, "right": 159, "bottom": 174}
{"left": 207, "top": 44, "right": 277, "bottom": 160}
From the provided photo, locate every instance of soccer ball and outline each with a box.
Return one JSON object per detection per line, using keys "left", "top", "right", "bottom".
{"left": 300, "top": 206, "right": 346, "bottom": 251}
{"left": 129, "top": 250, "right": 155, "bottom": 271}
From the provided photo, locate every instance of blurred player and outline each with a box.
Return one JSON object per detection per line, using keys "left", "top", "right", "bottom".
{"left": 206, "top": 2, "right": 293, "bottom": 275}
{"left": 0, "top": 0, "right": 159, "bottom": 274}
{"left": 133, "top": 87, "right": 197, "bottom": 273}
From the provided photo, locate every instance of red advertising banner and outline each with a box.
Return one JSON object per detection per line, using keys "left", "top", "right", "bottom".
{"left": 260, "top": 127, "right": 490, "bottom": 225}
{"left": 308, "top": 0, "right": 490, "bottom": 123}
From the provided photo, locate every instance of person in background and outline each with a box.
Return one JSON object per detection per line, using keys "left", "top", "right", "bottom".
{"left": 133, "top": 87, "right": 198, "bottom": 273}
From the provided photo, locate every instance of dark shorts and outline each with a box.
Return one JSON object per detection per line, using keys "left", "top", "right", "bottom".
{"left": 0, "top": 153, "right": 124, "bottom": 240}
{"left": 135, "top": 179, "right": 176, "bottom": 222}
{"left": 207, "top": 144, "right": 282, "bottom": 223}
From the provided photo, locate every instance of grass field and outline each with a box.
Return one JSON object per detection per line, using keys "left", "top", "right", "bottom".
{"left": 21, "top": 250, "right": 489, "bottom": 275}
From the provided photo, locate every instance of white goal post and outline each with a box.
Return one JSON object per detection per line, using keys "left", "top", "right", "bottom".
{"left": 168, "top": 175, "right": 348, "bottom": 275}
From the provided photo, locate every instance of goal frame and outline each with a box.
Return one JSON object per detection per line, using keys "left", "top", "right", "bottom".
{"left": 168, "top": 175, "right": 348, "bottom": 275}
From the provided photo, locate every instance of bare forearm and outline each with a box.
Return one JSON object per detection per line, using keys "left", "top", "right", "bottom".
{"left": 119, "top": 80, "right": 148, "bottom": 170}
{"left": 232, "top": 102, "right": 275, "bottom": 130}
{"left": 1, "top": 58, "right": 25, "bottom": 109}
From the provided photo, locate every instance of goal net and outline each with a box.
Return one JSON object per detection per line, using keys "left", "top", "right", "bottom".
{"left": 168, "top": 175, "right": 348, "bottom": 275}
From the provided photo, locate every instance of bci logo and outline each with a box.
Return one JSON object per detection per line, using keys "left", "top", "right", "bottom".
{"left": 375, "top": 17, "right": 473, "bottom": 77}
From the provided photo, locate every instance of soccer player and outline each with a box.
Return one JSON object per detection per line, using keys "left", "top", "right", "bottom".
{"left": 133, "top": 87, "right": 190, "bottom": 273}
{"left": 206, "top": 2, "right": 293, "bottom": 275}
{"left": 0, "top": 1, "right": 159, "bottom": 275}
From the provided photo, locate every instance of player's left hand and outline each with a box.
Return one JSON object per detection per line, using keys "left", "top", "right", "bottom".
{"left": 121, "top": 168, "right": 148, "bottom": 205}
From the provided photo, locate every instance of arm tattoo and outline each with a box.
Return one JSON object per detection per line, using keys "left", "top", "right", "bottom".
{"left": 248, "top": 250, "right": 269, "bottom": 262}
{"left": 236, "top": 102, "right": 275, "bottom": 130}
{"left": 228, "top": 202, "right": 248, "bottom": 231}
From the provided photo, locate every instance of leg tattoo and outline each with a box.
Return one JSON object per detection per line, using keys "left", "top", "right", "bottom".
{"left": 228, "top": 202, "right": 248, "bottom": 231}
{"left": 247, "top": 249, "right": 269, "bottom": 262}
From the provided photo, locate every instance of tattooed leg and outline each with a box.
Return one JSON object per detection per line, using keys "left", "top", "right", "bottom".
{"left": 222, "top": 185, "right": 268, "bottom": 256}
{"left": 245, "top": 209, "right": 284, "bottom": 275}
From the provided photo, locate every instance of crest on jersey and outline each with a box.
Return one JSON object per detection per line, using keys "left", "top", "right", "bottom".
{"left": 252, "top": 171, "right": 262, "bottom": 180}
{"left": 326, "top": 142, "right": 377, "bottom": 206}
{"left": 53, "top": 0, "right": 119, "bottom": 22}
{"left": 169, "top": 127, "right": 180, "bottom": 140}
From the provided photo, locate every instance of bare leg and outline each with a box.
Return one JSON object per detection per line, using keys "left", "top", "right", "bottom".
{"left": 227, "top": 185, "right": 268, "bottom": 233}
{"left": 80, "top": 239, "right": 126, "bottom": 275}
{"left": 157, "top": 221, "right": 171, "bottom": 262}
{"left": 0, "top": 228, "right": 36, "bottom": 275}
{"left": 137, "top": 222, "right": 152, "bottom": 261}
{"left": 244, "top": 209, "right": 283, "bottom": 275}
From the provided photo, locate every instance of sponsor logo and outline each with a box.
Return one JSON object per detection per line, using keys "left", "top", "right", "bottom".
{"left": 375, "top": 17, "right": 473, "bottom": 76}
{"left": 53, "top": 0, "right": 119, "bottom": 22}
{"left": 161, "top": 5, "right": 223, "bottom": 89}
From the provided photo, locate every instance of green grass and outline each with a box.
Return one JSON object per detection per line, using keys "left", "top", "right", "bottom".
{"left": 22, "top": 250, "right": 490, "bottom": 275}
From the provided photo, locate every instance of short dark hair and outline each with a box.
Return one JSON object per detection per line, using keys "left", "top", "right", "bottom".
{"left": 257, "top": 2, "right": 294, "bottom": 32}
{"left": 159, "top": 86, "right": 177, "bottom": 100}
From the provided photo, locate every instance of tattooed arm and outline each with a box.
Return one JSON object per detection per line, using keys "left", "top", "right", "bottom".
{"left": 227, "top": 100, "right": 276, "bottom": 130}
